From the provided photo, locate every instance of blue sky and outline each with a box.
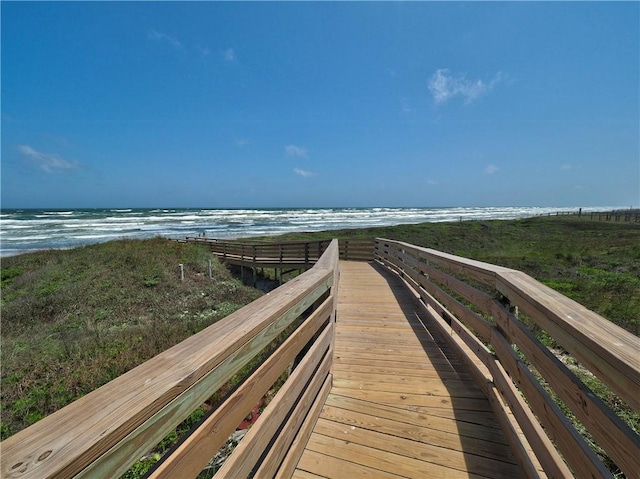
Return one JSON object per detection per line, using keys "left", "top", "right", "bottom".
{"left": 2, "top": 1, "right": 638, "bottom": 208}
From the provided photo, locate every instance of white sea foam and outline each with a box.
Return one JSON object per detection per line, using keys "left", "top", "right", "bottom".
{"left": 0, "top": 206, "right": 622, "bottom": 257}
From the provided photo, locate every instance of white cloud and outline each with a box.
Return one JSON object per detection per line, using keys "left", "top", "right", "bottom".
{"left": 223, "top": 48, "right": 236, "bottom": 62}
{"left": 426, "top": 179, "right": 438, "bottom": 185}
{"left": 484, "top": 164, "right": 499, "bottom": 175}
{"left": 285, "top": 145, "right": 308, "bottom": 158}
{"left": 17, "top": 145, "right": 81, "bottom": 173}
{"left": 148, "top": 30, "right": 182, "bottom": 49}
{"left": 561, "top": 164, "right": 572, "bottom": 170}
{"left": 428, "top": 69, "right": 504, "bottom": 105}
{"left": 294, "top": 168, "right": 316, "bottom": 178}
{"left": 234, "top": 138, "right": 249, "bottom": 147}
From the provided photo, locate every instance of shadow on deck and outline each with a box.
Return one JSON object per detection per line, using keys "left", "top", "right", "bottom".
{"left": 294, "top": 261, "right": 521, "bottom": 478}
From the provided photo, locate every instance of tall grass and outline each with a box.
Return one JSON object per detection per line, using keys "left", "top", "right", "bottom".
{"left": 2, "top": 216, "right": 638, "bottom": 475}
{"left": 1, "top": 238, "right": 262, "bottom": 439}
{"left": 273, "top": 216, "right": 640, "bottom": 334}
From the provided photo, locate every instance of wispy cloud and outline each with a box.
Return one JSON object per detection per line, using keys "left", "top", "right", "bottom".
{"left": 222, "top": 48, "right": 236, "bottom": 62}
{"left": 484, "top": 164, "right": 500, "bottom": 175}
{"left": 428, "top": 69, "right": 504, "bottom": 105}
{"left": 148, "top": 29, "right": 182, "bottom": 50}
{"left": 426, "top": 179, "right": 438, "bottom": 185}
{"left": 294, "top": 168, "right": 317, "bottom": 178}
{"left": 561, "top": 164, "right": 572, "bottom": 170}
{"left": 197, "top": 45, "right": 211, "bottom": 58}
{"left": 285, "top": 144, "right": 308, "bottom": 158}
{"left": 234, "top": 138, "right": 249, "bottom": 147}
{"left": 17, "top": 145, "right": 81, "bottom": 173}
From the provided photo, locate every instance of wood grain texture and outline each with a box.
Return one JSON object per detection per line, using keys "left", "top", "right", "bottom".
{"left": 375, "top": 238, "right": 639, "bottom": 478}
{"left": 492, "top": 304, "right": 639, "bottom": 477}
{"left": 216, "top": 325, "right": 333, "bottom": 477}
{"left": 147, "top": 299, "right": 333, "bottom": 479}
{"left": 293, "top": 261, "right": 519, "bottom": 478}
{"left": 275, "top": 375, "right": 333, "bottom": 479}
{"left": 498, "top": 270, "right": 640, "bottom": 413}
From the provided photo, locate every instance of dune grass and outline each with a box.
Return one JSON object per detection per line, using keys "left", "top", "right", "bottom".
{"left": 1, "top": 238, "right": 262, "bottom": 440}
{"left": 1, "top": 215, "right": 638, "bottom": 476}
{"left": 272, "top": 215, "right": 640, "bottom": 335}
{"left": 271, "top": 215, "right": 640, "bottom": 477}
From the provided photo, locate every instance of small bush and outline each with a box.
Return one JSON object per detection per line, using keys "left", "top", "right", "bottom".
{"left": 1, "top": 238, "right": 262, "bottom": 439}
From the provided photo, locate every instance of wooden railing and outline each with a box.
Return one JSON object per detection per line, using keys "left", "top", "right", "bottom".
{"left": 3, "top": 237, "right": 638, "bottom": 478}
{"left": 1, "top": 241, "right": 340, "bottom": 479}
{"left": 375, "top": 238, "right": 640, "bottom": 478}
{"left": 184, "top": 238, "right": 375, "bottom": 265}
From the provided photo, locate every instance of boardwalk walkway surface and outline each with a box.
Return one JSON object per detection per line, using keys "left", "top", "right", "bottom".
{"left": 293, "top": 261, "right": 521, "bottom": 478}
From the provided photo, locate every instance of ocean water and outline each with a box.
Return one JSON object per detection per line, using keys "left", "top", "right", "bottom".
{"left": 0, "top": 206, "right": 613, "bottom": 257}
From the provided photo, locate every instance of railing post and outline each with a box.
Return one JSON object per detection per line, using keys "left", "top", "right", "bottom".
{"left": 252, "top": 246, "right": 258, "bottom": 287}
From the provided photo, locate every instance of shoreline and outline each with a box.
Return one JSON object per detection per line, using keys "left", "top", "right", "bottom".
{"left": 2, "top": 206, "right": 631, "bottom": 258}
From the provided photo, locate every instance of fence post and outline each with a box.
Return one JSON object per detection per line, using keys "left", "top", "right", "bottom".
{"left": 179, "top": 264, "right": 184, "bottom": 282}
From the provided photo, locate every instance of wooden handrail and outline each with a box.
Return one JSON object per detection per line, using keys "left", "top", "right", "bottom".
{"left": 375, "top": 238, "right": 640, "bottom": 478}
{"left": 183, "top": 238, "right": 375, "bottom": 264}
{"left": 1, "top": 241, "right": 340, "bottom": 479}
{"left": 3, "top": 236, "right": 637, "bottom": 478}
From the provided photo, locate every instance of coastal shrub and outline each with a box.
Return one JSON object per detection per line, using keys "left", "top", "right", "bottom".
{"left": 2, "top": 217, "right": 639, "bottom": 477}
{"left": 0, "top": 238, "right": 262, "bottom": 439}
{"left": 1, "top": 267, "right": 22, "bottom": 287}
{"left": 272, "top": 216, "right": 640, "bottom": 334}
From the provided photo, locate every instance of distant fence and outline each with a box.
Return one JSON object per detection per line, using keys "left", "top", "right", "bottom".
{"left": 183, "top": 238, "right": 375, "bottom": 265}
{"left": 543, "top": 208, "right": 640, "bottom": 222}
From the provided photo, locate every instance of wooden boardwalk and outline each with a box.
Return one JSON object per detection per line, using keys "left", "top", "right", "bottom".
{"left": 3, "top": 239, "right": 636, "bottom": 478}
{"left": 293, "top": 261, "right": 520, "bottom": 478}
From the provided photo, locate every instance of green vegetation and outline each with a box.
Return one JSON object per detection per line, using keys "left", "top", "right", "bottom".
{"left": 1, "top": 215, "right": 638, "bottom": 477}
{"left": 1, "top": 238, "right": 262, "bottom": 440}
{"left": 273, "top": 215, "right": 640, "bottom": 335}
{"left": 273, "top": 215, "right": 640, "bottom": 477}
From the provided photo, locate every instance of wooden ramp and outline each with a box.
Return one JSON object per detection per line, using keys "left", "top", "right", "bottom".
{"left": 293, "top": 261, "right": 520, "bottom": 478}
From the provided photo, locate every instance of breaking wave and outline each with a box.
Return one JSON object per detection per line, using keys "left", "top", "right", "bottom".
{"left": 0, "top": 206, "right": 617, "bottom": 257}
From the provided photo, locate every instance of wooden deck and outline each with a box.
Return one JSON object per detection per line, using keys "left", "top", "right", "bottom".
{"left": 3, "top": 239, "right": 636, "bottom": 478}
{"left": 293, "top": 261, "right": 520, "bottom": 478}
